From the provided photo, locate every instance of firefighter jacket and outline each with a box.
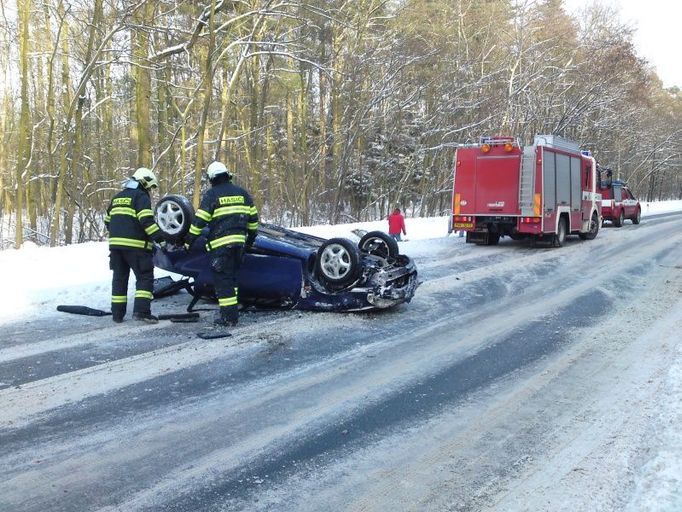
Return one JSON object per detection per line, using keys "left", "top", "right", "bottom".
{"left": 187, "top": 182, "right": 259, "bottom": 251}
{"left": 104, "top": 185, "right": 163, "bottom": 251}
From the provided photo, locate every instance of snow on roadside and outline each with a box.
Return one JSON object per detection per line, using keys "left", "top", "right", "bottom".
{"left": 626, "top": 331, "right": 682, "bottom": 512}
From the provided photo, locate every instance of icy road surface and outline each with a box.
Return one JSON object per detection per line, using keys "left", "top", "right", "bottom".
{"left": 1, "top": 213, "right": 681, "bottom": 511}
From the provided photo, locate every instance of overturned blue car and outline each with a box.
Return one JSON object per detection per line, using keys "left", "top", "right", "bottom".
{"left": 152, "top": 195, "right": 419, "bottom": 312}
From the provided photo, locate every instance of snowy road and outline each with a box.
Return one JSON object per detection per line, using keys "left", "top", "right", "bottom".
{"left": 1, "top": 213, "right": 681, "bottom": 511}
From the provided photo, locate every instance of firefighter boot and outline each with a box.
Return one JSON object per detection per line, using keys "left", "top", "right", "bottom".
{"left": 133, "top": 312, "right": 159, "bottom": 324}
{"left": 214, "top": 307, "right": 237, "bottom": 327}
{"left": 112, "top": 303, "right": 126, "bottom": 323}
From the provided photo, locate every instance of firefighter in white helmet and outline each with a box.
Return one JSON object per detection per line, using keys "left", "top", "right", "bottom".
{"left": 104, "top": 167, "right": 163, "bottom": 323}
{"left": 185, "top": 161, "right": 259, "bottom": 328}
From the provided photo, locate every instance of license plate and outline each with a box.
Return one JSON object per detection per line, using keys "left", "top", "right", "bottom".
{"left": 454, "top": 222, "right": 474, "bottom": 229}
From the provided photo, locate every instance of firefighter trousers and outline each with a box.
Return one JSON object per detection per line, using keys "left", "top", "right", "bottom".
{"left": 210, "top": 246, "right": 244, "bottom": 325}
{"left": 110, "top": 249, "right": 155, "bottom": 320}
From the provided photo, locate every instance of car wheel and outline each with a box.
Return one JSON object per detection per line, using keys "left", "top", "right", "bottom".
{"left": 553, "top": 217, "right": 567, "bottom": 247}
{"left": 579, "top": 212, "right": 600, "bottom": 240}
{"left": 358, "top": 231, "right": 399, "bottom": 260}
{"left": 315, "top": 238, "right": 361, "bottom": 287}
{"left": 614, "top": 209, "right": 624, "bottom": 227}
{"left": 155, "top": 194, "right": 195, "bottom": 242}
{"left": 632, "top": 208, "right": 641, "bottom": 224}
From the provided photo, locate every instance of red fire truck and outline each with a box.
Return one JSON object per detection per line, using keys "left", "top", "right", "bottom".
{"left": 597, "top": 166, "right": 641, "bottom": 227}
{"left": 449, "top": 135, "right": 602, "bottom": 247}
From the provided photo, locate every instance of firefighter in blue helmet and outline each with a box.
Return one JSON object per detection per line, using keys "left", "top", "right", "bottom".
{"left": 185, "top": 161, "right": 259, "bottom": 328}
{"left": 104, "top": 167, "right": 164, "bottom": 323}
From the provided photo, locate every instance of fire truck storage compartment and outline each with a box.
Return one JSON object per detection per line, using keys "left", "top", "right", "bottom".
{"left": 542, "top": 148, "right": 582, "bottom": 213}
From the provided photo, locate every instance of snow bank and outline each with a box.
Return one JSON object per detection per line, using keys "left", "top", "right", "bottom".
{"left": 626, "top": 322, "right": 682, "bottom": 511}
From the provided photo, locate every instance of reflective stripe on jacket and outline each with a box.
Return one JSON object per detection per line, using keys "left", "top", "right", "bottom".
{"left": 188, "top": 182, "right": 259, "bottom": 251}
{"left": 105, "top": 187, "right": 162, "bottom": 251}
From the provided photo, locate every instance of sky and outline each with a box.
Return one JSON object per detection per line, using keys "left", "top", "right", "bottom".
{"left": 563, "top": 0, "right": 682, "bottom": 88}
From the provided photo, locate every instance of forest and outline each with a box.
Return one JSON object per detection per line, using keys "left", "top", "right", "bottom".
{"left": 1, "top": 0, "right": 681, "bottom": 249}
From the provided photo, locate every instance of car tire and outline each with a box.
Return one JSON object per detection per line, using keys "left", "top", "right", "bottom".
{"left": 315, "top": 238, "right": 361, "bottom": 287}
{"left": 614, "top": 209, "right": 624, "bottom": 227}
{"left": 632, "top": 208, "right": 641, "bottom": 224}
{"left": 358, "top": 231, "right": 399, "bottom": 260}
{"left": 579, "top": 212, "right": 600, "bottom": 240}
{"left": 553, "top": 217, "right": 567, "bottom": 247}
{"left": 155, "top": 194, "right": 195, "bottom": 242}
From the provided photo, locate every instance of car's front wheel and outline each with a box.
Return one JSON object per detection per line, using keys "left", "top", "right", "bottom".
{"left": 155, "top": 195, "right": 194, "bottom": 242}
{"left": 358, "top": 231, "right": 399, "bottom": 260}
{"left": 315, "top": 238, "right": 361, "bottom": 288}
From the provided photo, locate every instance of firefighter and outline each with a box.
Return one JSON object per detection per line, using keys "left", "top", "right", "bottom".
{"left": 104, "top": 167, "right": 164, "bottom": 324}
{"left": 184, "top": 161, "right": 259, "bottom": 328}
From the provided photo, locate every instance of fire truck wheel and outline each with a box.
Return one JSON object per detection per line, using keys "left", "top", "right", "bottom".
{"left": 632, "top": 208, "right": 641, "bottom": 224}
{"left": 553, "top": 217, "right": 567, "bottom": 247}
{"left": 579, "top": 212, "right": 600, "bottom": 240}
{"left": 486, "top": 233, "right": 500, "bottom": 245}
{"left": 614, "top": 209, "right": 624, "bottom": 227}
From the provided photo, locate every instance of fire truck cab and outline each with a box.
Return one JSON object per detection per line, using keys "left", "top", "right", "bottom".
{"left": 450, "top": 135, "right": 602, "bottom": 247}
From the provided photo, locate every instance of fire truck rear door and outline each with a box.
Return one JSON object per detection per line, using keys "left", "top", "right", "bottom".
{"left": 474, "top": 154, "right": 520, "bottom": 214}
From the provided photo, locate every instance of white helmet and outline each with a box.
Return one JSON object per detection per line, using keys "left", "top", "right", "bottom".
{"left": 132, "top": 167, "right": 158, "bottom": 189}
{"left": 206, "top": 161, "right": 233, "bottom": 180}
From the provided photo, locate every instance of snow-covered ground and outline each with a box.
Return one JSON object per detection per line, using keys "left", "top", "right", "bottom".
{"left": 1, "top": 200, "right": 681, "bottom": 511}
{"left": 1, "top": 200, "right": 680, "bottom": 324}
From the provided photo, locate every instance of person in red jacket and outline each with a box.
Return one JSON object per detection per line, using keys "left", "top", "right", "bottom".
{"left": 387, "top": 207, "right": 407, "bottom": 241}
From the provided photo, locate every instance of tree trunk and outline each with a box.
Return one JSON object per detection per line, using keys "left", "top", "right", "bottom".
{"left": 14, "top": 0, "right": 32, "bottom": 249}
{"left": 156, "top": 64, "right": 171, "bottom": 191}
{"left": 49, "top": 0, "right": 72, "bottom": 246}
{"left": 65, "top": 0, "right": 103, "bottom": 244}
{"left": 192, "top": 0, "right": 217, "bottom": 208}
{"left": 133, "top": 2, "right": 155, "bottom": 168}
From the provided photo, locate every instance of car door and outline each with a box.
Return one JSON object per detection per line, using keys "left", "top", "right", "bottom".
{"left": 622, "top": 187, "right": 635, "bottom": 217}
